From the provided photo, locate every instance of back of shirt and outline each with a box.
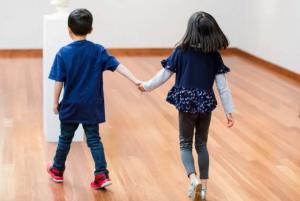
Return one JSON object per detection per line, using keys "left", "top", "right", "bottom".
{"left": 49, "top": 40, "right": 120, "bottom": 124}
{"left": 161, "top": 47, "right": 230, "bottom": 113}
{"left": 162, "top": 47, "right": 230, "bottom": 90}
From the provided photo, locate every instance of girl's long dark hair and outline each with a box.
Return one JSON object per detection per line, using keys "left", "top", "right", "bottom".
{"left": 177, "top": 11, "right": 229, "bottom": 53}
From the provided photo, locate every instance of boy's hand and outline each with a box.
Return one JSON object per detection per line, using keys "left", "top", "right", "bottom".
{"left": 226, "top": 113, "right": 234, "bottom": 127}
{"left": 138, "top": 83, "right": 146, "bottom": 92}
{"left": 134, "top": 79, "right": 142, "bottom": 86}
{"left": 53, "top": 103, "right": 59, "bottom": 114}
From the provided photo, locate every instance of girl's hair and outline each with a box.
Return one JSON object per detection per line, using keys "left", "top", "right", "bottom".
{"left": 177, "top": 11, "right": 229, "bottom": 53}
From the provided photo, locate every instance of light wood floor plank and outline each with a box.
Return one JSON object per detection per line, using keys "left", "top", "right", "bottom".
{"left": 0, "top": 52, "right": 299, "bottom": 201}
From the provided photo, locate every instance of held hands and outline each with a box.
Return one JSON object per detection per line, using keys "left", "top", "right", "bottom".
{"left": 226, "top": 113, "right": 234, "bottom": 128}
{"left": 138, "top": 83, "right": 146, "bottom": 92}
{"left": 133, "top": 79, "right": 147, "bottom": 92}
{"left": 134, "top": 79, "right": 142, "bottom": 86}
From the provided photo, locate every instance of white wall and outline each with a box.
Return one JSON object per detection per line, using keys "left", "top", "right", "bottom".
{"left": 0, "top": 0, "right": 299, "bottom": 74}
{"left": 237, "top": 0, "right": 300, "bottom": 74}
{"left": 0, "top": 0, "right": 52, "bottom": 49}
{"left": 73, "top": 0, "right": 242, "bottom": 48}
{"left": 0, "top": 0, "right": 240, "bottom": 48}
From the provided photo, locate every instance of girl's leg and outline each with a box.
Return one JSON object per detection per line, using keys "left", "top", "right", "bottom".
{"left": 178, "top": 111, "right": 197, "bottom": 180}
{"left": 194, "top": 112, "right": 212, "bottom": 189}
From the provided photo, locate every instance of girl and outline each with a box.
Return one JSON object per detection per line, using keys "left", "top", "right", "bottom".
{"left": 138, "top": 12, "right": 234, "bottom": 201}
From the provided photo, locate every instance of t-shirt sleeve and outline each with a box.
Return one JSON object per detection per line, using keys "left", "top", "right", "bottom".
{"left": 161, "top": 48, "right": 180, "bottom": 73}
{"left": 48, "top": 51, "right": 66, "bottom": 82}
{"left": 214, "top": 52, "right": 230, "bottom": 75}
{"left": 100, "top": 47, "right": 120, "bottom": 72}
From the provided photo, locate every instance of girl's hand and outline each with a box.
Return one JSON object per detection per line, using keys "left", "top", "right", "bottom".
{"left": 53, "top": 103, "right": 59, "bottom": 114}
{"left": 226, "top": 113, "right": 234, "bottom": 127}
{"left": 138, "top": 83, "right": 146, "bottom": 92}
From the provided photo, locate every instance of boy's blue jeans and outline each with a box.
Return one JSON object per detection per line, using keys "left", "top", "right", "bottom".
{"left": 53, "top": 122, "right": 108, "bottom": 175}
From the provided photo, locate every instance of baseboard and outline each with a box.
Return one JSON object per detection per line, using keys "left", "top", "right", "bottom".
{"left": 223, "top": 48, "right": 300, "bottom": 83}
{"left": 0, "top": 48, "right": 172, "bottom": 57}
{"left": 0, "top": 49, "right": 42, "bottom": 58}
{"left": 107, "top": 48, "right": 173, "bottom": 56}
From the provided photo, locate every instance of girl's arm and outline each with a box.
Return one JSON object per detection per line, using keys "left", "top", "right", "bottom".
{"left": 116, "top": 64, "right": 141, "bottom": 85}
{"left": 53, "top": 81, "right": 63, "bottom": 114}
{"left": 215, "top": 74, "right": 235, "bottom": 127}
{"left": 139, "top": 69, "right": 174, "bottom": 91}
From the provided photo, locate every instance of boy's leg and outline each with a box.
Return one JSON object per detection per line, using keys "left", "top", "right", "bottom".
{"left": 179, "top": 111, "right": 197, "bottom": 177}
{"left": 53, "top": 122, "right": 79, "bottom": 171}
{"left": 82, "top": 124, "right": 108, "bottom": 175}
{"left": 194, "top": 112, "right": 211, "bottom": 181}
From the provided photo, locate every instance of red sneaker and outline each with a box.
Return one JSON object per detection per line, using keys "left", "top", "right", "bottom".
{"left": 47, "top": 163, "right": 64, "bottom": 183}
{"left": 90, "top": 173, "right": 112, "bottom": 189}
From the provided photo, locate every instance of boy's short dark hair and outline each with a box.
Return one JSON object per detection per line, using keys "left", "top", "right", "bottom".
{"left": 68, "top": 9, "right": 93, "bottom": 36}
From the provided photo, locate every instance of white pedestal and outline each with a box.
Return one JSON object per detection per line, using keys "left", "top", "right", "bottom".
{"left": 43, "top": 12, "right": 84, "bottom": 142}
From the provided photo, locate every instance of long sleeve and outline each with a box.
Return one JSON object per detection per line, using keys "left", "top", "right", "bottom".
{"left": 215, "top": 74, "right": 234, "bottom": 114}
{"left": 143, "top": 69, "right": 174, "bottom": 91}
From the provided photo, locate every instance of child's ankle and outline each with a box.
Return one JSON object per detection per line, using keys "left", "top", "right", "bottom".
{"left": 201, "top": 179, "right": 208, "bottom": 189}
{"left": 189, "top": 173, "right": 199, "bottom": 184}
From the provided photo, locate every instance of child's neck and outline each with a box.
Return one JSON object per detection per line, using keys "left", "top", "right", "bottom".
{"left": 72, "top": 35, "right": 87, "bottom": 41}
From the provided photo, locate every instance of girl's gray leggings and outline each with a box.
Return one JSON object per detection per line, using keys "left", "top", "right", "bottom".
{"left": 179, "top": 111, "right": 211, "bottom": 179}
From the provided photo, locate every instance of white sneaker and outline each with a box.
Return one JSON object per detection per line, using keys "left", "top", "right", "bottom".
{"left": 187, "top": 180, "right": 202, "bottom": 200}
{"left": 191, "top": 182, "right": 202, "bottom": 201}
{"left": 200, "top": 188, "right": 207, "bottom": 200}
{"left": 187, "top": 184, "right": 194, "bottom": 197}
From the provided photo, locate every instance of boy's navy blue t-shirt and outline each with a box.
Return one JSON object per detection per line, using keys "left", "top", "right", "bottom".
{"left": 49, "top": 40, "right": 120, "bottom": 124}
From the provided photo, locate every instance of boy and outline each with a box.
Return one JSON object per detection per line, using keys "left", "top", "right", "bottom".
{"left": 47, "top": 8, "right": 140, "bottom": 189}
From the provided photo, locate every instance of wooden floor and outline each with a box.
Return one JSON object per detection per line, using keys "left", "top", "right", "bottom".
{"left": 0, "top": 51, "right": 299, "bottom": 201}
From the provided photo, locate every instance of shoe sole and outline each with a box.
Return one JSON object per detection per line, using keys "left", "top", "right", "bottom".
{"left": 91, "top": 181, "right": 112, "bottom": 190}
{"left": 50, "top": 177, "right": 64, "bottom": 183}
{"left": 192, "top": 183, "right": 202, "bottom": 201}
{"left": 101, "top": 181, "right": 112, "bottom": 188}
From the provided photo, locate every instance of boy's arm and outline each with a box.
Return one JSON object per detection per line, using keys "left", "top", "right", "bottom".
{"left": 139, "top": 69, "right": 173, "bottom": 92}
{"left": 53, "top": 81, "right": 63, "bottom": 114}
{"left": 215, "top": 74, "right": 234, "bottom": 127}
{"left": 116, "top": 64, "right": 141, "bottom": 85}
